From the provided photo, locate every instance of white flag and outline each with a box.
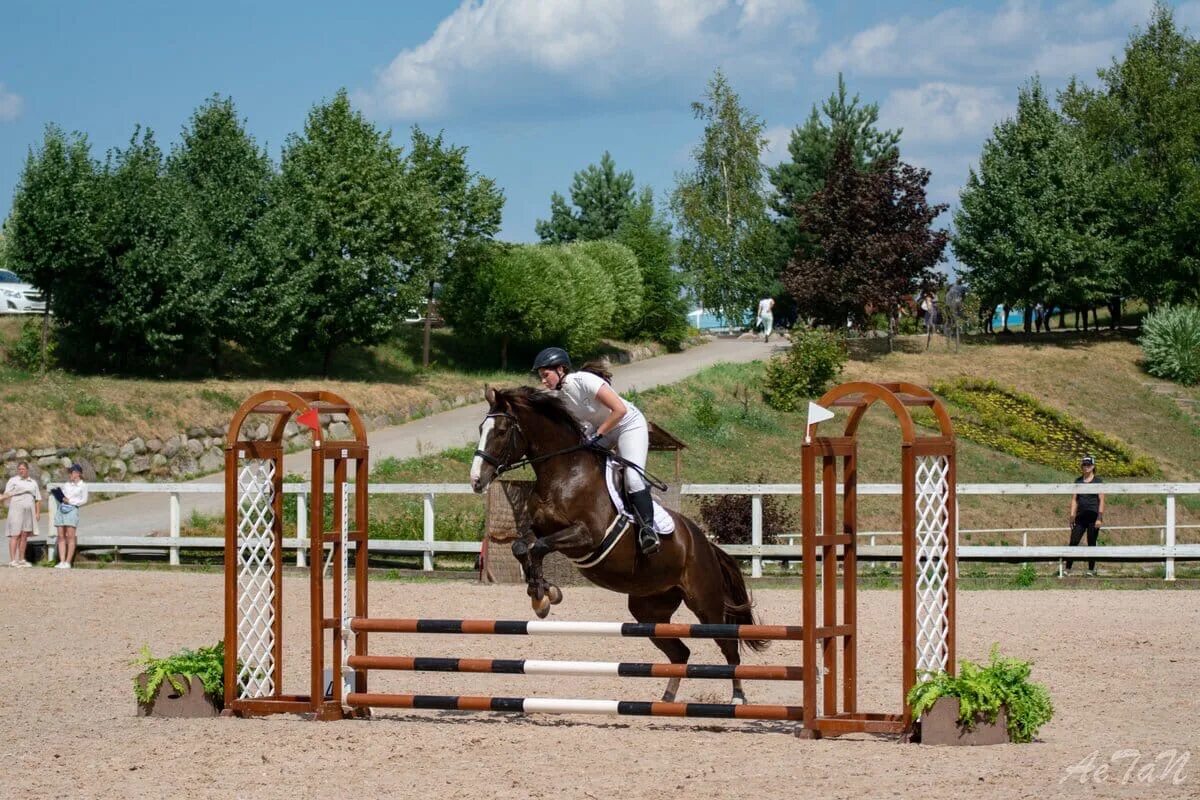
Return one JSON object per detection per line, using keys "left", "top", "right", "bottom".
{"left": 806, "top": 401, "right": 834, "bottom": 428}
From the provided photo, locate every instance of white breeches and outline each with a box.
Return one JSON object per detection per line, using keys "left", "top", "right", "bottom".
{"left": 611, "top": 413, "right": 649, "bottom": 493}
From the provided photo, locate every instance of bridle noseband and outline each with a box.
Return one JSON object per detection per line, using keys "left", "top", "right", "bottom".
{"left": 474, "top": 412, "right": 528, "bottom": 475}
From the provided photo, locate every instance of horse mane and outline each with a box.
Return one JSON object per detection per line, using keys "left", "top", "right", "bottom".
{"left": 499, "top": 386, "right": 584, "bottom": 438}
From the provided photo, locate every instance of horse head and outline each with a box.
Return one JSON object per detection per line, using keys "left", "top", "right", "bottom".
{"left": 469, "top": 386, "right": 587, "bottom": 494}
{"left": 469, "top": 387, "right": 529, "bottom": 494}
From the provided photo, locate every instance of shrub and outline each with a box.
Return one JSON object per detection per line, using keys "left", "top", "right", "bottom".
{"left": 5, "top": 318, "right": 55, "bottom": 371}
{"left": 907, "top": 645, "right": 1054, "bottom": 743}
{"left": 1140, "top": 305, "right": 1200, "bottom": 386}
{"left": 571, "top": 241, "right": 642, "bottom": 337}
{"left": 698, "top": 479, "right": 790, "bottom": 546}
{"left": 762, "top": 328, "right": 847, "bottom": 412}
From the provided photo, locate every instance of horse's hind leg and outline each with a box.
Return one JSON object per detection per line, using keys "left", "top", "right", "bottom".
{"left": 628, "top": 591, "right": 687, "bottom": 702}
{"left": 682, "top": 594, "right": 746, "bottom": 705}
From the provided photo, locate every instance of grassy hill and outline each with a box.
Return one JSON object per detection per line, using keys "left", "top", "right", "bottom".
{"left": 258, "top": 329, "right": 1195, "bottom": 578}
{"left": 0, "top": 317, "right": 658, "bottom": 448}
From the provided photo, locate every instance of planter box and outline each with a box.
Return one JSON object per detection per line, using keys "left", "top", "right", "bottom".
{"left": 136, "top": 673, "right": 221, "bottom": 718}
{"left": 918, "top": 696, "right": 1011, "bottom": 746}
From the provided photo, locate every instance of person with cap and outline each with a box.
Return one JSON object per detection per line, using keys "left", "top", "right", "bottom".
{"left": 2, "top": 461, "right": 41, "bottom": 567}
{"left": 531, "top": 346, "right": 661, "bottom": 555}
{"left": 53, "top": 463, "right": 88, "bottom": 569}
{"left": 1066, "top": 455, "right": 1105, "bottom": 576}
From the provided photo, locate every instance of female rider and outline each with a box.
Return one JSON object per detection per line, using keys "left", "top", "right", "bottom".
{"left": 531, "top": 347, "right": 660, "bottom": 555}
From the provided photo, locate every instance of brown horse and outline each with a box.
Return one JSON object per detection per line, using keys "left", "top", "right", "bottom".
{"left": 469, "top": 386, "right": 767, "bottom": 703}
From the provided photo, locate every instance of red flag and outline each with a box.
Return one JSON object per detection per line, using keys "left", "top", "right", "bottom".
{"left": 295, "top": 407, "right": 320, "bottom": 432}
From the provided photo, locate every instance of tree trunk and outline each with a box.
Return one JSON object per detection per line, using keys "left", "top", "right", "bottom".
{"left": 422, "top": 280, "right": 435, "bottom": 368}
{"left": 39, "top": 301, "right": 51, "bottom": 374}
{"left": 322, "top": 343, "right": 336, "bottom": 377}
{"left": 1023, "top": 301, "right": 1032, "bottom": 336}
{"left": 500, "top": 334, "right": 509, "bottom": 371}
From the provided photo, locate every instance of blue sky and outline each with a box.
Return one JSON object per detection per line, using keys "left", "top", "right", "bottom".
{"left": 3, "top": 0, "right": 1197, "bottom": 252}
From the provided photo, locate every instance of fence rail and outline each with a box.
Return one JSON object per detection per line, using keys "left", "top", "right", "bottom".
{"left": 33, "top": 481, "right": 1200, "bottom": 581}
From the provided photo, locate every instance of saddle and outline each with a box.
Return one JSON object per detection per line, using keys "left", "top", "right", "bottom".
{"left": 570, "top": 460, "right": 674, "bottom": 569}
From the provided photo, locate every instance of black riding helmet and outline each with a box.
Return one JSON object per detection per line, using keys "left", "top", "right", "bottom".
{"left": 531, "top": 346, "right": 571, "bottom": 374}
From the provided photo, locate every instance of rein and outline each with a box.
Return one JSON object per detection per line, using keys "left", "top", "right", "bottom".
{"left": 475, "top": 411, "right": 668, "bottom": 491}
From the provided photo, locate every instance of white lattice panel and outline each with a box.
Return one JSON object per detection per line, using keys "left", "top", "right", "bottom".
{"left": 236, "top": 459, "right": 277, "bottom": 699}
{"left": 914, "top": 455, "right": 951, "bottom": 675}
{"left": 340, "top": 482, "right": 354, "bottom": 694}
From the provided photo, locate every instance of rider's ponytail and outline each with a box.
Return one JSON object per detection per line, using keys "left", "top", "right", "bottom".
{"left": 580, "top": 360, "right": 613, "bottom": 384}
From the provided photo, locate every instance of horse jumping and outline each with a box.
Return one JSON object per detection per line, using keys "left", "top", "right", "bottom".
{"left": 469, "top": 385, "right": 766, "bottom": 704}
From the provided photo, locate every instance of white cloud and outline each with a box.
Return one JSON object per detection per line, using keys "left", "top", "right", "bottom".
{"left": 760, "top": 123, "right": 791, "bottom": 166}
{"left": 815, "top": 0, "right": 1146, "bottom": 81}
{"left": 356, "top": 0, "right": 816, "bottom": 120}
{"left": 0, "top": 83, "right": 23, "bottom": 122}
{"left": 880, "top": 83, "right": 1009, "bottom": 145}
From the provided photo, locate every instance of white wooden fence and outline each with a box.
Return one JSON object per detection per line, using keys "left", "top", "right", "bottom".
{"left": 34, "top": 481, "right": 1200, "bottom": 581}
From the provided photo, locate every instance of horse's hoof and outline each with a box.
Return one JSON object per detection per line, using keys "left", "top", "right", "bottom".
{"left": 731, "top": 691, "right": 747, "bottom": 706}
{"left": 547, "top": 585, "right": 563, "bottom": 605}
{"left": 532, "top": 595, "right": 552, "bottom": 618}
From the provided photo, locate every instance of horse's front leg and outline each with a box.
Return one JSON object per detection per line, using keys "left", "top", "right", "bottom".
{"left": 521, "top": 523, "right": 592, "bottom": 618}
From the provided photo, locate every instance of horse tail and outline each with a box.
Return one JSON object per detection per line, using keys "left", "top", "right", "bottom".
{"left": 702, "top": 526, "right": 769, "bottom": 653}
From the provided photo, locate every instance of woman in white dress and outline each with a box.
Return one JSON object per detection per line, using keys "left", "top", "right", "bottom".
{"left": 2, "top": 461, "right": 41, "bottom": 567}
{"left": 531, "top": 347, "right": 660, "bottom": 555}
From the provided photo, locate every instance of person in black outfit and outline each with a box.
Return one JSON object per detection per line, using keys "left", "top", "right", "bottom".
{"left": 1065, "top": 455, "right": 1105, "bottom": 576}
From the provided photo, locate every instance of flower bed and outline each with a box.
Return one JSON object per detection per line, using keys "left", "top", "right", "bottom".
{"left": 927, "top": 378, "right": 1158, "bottom": 477}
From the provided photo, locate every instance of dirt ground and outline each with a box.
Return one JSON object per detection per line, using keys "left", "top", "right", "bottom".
{"left": 1, "top": 569, "right": 1196, "bottom": 800}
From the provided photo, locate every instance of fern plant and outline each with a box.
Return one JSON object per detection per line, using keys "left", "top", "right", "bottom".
{"left": 907, "top": 645, "right": 1054, "bottom": 743}
{"left": 132, "top": 641, "right": 225, "bottom": 704}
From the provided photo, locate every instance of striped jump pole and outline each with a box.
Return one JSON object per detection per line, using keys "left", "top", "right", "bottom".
{"left": 349, "top": 618, "right": 803, "bottom": 641}
{"left": 347, "top": 655, "right": 803, "bottom": 681}
{"left": 345, "top": 693, "right": 804, "bottom": 721}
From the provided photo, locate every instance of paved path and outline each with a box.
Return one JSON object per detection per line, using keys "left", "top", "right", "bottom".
{"left": 71, "top": 337, "right": 782, "bottom": 538}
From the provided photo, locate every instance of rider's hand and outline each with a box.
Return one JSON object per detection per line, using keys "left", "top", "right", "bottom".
{"left": 587, "top": 432, "right": 613, "bottom": 450}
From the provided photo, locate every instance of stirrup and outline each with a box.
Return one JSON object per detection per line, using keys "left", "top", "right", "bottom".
{"left": 638, "top": 526, "right": 661, "bottom": 555}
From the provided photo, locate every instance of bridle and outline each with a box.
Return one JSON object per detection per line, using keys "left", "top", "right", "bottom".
{"left": 474, "top": 407, "right": 668, "bottom": 490}
{"left": 474, "top": 409, "right": 596, "bottom": 477}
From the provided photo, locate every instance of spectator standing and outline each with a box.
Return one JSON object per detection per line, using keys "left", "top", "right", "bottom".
{"left": 2, "top": 461, "right": 41, "bottom": 567}
{"left": 54, "top": 463, "right": 88, "bottom": 569}
{"left": 755, "top": 297, "right": 775, "bottom": 342}
{"left": 1066, "top": 455, "right": 1105, "bottom": 576}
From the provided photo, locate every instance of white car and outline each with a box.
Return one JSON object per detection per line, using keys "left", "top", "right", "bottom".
{"left": 0, "top": 269, "right": 46, "bottom": 314}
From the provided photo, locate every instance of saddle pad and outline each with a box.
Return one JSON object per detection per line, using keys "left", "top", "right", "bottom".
{"left": 604, "top": 459, "right": 675, "bottom": 535}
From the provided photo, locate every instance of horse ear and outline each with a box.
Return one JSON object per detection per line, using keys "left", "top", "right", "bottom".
{"left": 485, "top": 385, "right": 497, "bottom": 407}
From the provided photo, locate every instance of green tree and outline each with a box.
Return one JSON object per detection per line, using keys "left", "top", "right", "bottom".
{"left": 672, "top": 70, "right": 775, "bottom": 322}
{"left": 616, "top": 187, "right": 689, "bottom": 346}
{"left": 784, "top": 140, "right": 948, "bottom": 334}
{"left": 260, "top": 91, "right": 437, "bottom": 373}
{"left": 768, "top": 74, "right": 901, "bottom": 252}
{"left": 79, "top": 128, "right": 207, "bottom": 372}
{"left": 955, "top": 80, "right": 1116, "bottom": 328}
{"left": 167, "top": 95, "right": 274, "bottom": 371}
{"left": 570, "top": 240, "right": 642, "bottom": 337}
{"left": 4, "top": 125, "right": 99, "bottom": 369}
{"left": 477, "top": 244, "right": 615, "bottom": 367}
{"left": 1060, "top": 2, "right": 1200, "bottom": 307}
{"left": 536, "top": 151, "right": 636, "bottom": 243}
{"left": 407, "top": 126, "right": 504, "bottom": 367}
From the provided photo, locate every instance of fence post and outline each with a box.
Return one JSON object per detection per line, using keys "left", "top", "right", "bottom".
{"left": 751, "top": 494, "right": 763, "bottom": 579}
{"left": 423, "top": 492, "right": 435, "bottom": 572}
{"left": 168, "top": 492, "right": 181, "bottom": 566}
{"left": 1165, "top": 494, "right": 1176, "bottom": 582}
{"left": 296, "top": 490, "right": 307, "bottom": 568}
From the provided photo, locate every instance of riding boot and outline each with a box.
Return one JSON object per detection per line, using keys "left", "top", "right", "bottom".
{"left": 628, "top": 488, "right": 660, "bottom": 555}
